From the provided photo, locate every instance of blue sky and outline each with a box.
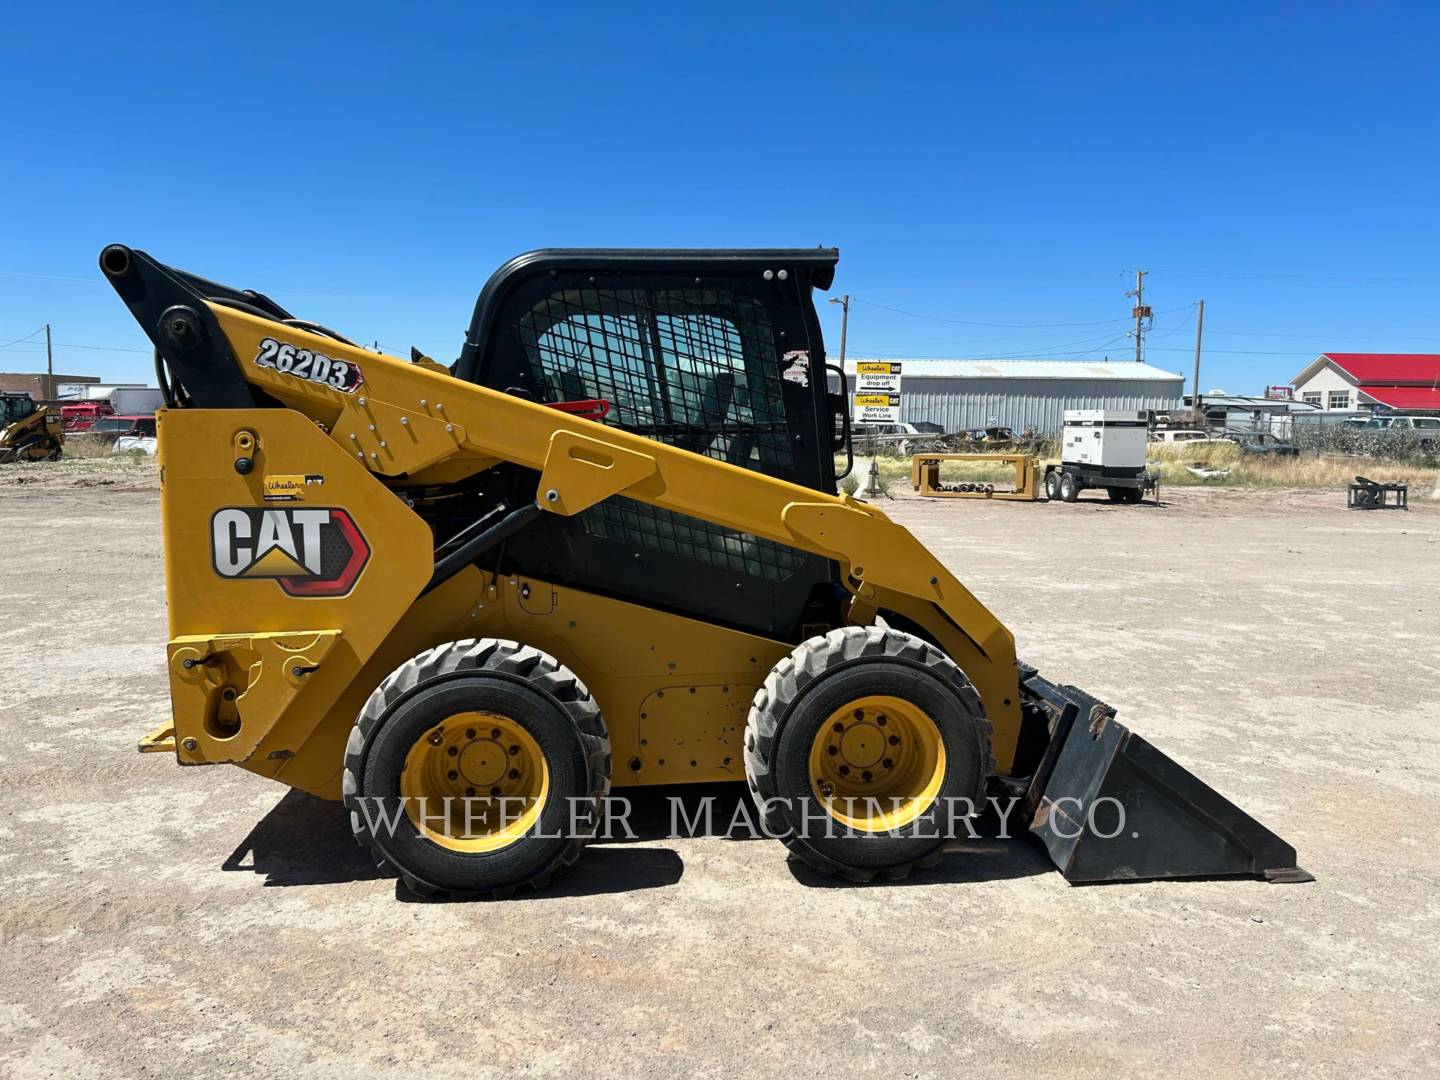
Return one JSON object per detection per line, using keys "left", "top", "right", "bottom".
{"left": 4, "top": 2, "right": 1438, "bottom": 393}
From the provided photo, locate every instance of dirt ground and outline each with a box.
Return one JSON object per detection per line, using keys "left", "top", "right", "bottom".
{"left": 2, "top": 462, "right": 1438, "bottom": 1078}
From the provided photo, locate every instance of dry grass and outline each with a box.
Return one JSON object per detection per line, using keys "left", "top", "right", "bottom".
{"left": 843, "top": 442, "right": 1440, "bottom": 493}
{"left": 59, "top": 433, "right": 119, "bottom": 459}
{"left": 1145, "top": 441, "right": 1437, "bottom": 489}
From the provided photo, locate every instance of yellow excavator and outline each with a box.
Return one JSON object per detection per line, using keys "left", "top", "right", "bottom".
{"left": 0, "top": 391, "right": 64, "bottom": 463}
{"left": 102, "top": 243, "right": 1309, "bottom": 897}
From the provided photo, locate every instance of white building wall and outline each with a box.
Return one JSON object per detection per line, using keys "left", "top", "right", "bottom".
{"left": 1293, "top": 363, "right": 1358, "bottom": 410}
{"left": 896, "top": 377, "right": 1184, "bottom": 434}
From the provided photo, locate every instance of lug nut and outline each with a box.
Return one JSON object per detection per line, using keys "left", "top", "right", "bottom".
{"left": 466, "top": 787, "right": 476, "bottom": 797}
{"left": 827, "top": 745, "right": 838, "bottom": 756}
{"left": 490, "top": 728, "right": 501, "bottom": 739}
{"left": 888, "top": 735, "right": 900, "bottom": 746}
{"left": 490, "top": 786, "right": 501, "bottom": 796}
{"left": 508, "top": 768, "right": 519, "bottom": 780}
{"left": 876, "top": 716, "right": 887, "bottom": 727}
{"left": 839, "top": 765, "right": 850, "bottom": 776}
{"left": 861, "top": 771, "right": 873, "bottom": 782}
{"left": 853, "top": 709, "right": 864, "bottom": 720}
{"left": 832, "top": 722, "right": 844, "bottom": 734}
{"left": 448, "top": 770, "right": 459, "bottom": 781}
{"left": 883, "top": 757, "right": 894, "bottom": 769}
{"left": 429, "top": 733, "right": 443, "bottom": 746}
{"left": 466, "top": 728, "right": 476, "bottom": 739}
{"left": 447, "top": 746, "right": 458, "bottom": 757}
{"left": 508, "top": 745, "right": 519, "bottom": 756}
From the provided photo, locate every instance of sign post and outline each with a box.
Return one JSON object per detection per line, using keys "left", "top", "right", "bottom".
{"left": 852, "top": 361, "right": 903, "bottom": 423}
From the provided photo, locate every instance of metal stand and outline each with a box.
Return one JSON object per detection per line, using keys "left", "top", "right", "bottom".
{"left": 858, "top": 458, "right": 890, "bottom": 500}
{"left": 1348, "top": 476, "right": 1408, "bottom": 510}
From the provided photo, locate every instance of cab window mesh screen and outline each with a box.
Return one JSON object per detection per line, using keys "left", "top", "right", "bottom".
{"left": 518, "top": 288, "right": 794, "bottom": 472}
{"left": 516, "top": 286, "right": 808, "bottom": 583}
{"left": 581, "top": 498, "right": 807, "bottom": 579}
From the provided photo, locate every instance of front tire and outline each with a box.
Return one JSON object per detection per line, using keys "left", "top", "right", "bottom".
{"left": 1043, "top": 470, "right": 1061, "bottom": 501}
{"left": 744, "top": 627, "right": 993, "bottom": 881}
{"left": 1059, "top": 472, "right": 1079, "bottom": 502}
{"left": 343, "top": 639, "right": 611, "bottom": 899}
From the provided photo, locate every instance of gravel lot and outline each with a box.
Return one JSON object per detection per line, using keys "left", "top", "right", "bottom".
{"left": 2, "top": 463, "right": 1438, "bottom": 1078}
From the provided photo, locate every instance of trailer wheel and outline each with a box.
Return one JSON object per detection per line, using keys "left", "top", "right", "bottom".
{"left": 343, "top": 639, "right": 611, "bottom": 899}
{"left": 743, "top": 626, "right": 993, "bottom": 881}
{"left": 1043, "top": 470, "right": 1061, "bottom": 501}
{"left": 1059, "top": 472, "right": 1079, "bottom": 502}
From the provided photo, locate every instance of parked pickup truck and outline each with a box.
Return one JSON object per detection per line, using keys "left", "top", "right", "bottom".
{"left": 88, "top": 415, "right": 157, "bottom": 443}
{"left": 1355, "top": 415, "right": 1440, "bottom": 450}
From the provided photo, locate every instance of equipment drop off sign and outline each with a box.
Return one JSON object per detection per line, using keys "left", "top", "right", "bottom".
{"left": 851, "top": 361, "right": 903, "bottom": 422}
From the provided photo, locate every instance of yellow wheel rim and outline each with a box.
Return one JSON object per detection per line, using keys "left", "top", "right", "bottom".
{"left": 808, "top": 694, "right": 947, "bottom": 832}
{"left": 400, "top": 711, "right": 550, "bottom": 853}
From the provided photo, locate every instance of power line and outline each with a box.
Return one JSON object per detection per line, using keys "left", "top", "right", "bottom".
{"left": 1149, "top": 266, "right": 1440, "bottom": 284}
{"left": 0, "top": 327, "right": 45, "bottom": 349}
{"left": 0, "top": 339, "right": 151, "bottom": 354}
{"left": 0, "top": 269, "right": 103, "bottom": 284}
{"left": 850, "top": 296, "right": 1191, "bottom": 329}
{"left": 1145, "top": 344, "right": 1314, "bottom": 356}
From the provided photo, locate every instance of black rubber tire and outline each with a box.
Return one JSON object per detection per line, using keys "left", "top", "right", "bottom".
{"left": 743, "top": 626, "right": 994, "bottom": 882}
{"left": 342, "top": 639, "right": 610, "bottom": 899}
{"left": 1059, "top": 472, "right": 1079, "bottom": 502}
{"left": 1043, "top": 470, "right": 1061, "bottom": 501}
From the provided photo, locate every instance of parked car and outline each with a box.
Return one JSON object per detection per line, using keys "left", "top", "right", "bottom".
{"left": 1149, "top": 429, "right": 1215, "bottom": 444}
{"left": 88, "top": 415, "right": 157, "bottom": 443}
{"left": 1224, "top": 432, "right": 1300, "bottom": 457}
{"left": 112, "top": 434, "right": 158, "bottom": 455}
{"left": 958, "top": 426, "right": 1019, "bottom": 444}
{"left": 850, "top": 421, "right": 943, "bottom": 455}
{"left": 1356, "top": 415, "right": 1440, "bottom": 450}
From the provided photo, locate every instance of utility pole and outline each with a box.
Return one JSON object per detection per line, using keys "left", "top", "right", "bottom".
{"left": 828, "top": 293, "right": 850, "bottom": 367}
{"left": 1192, "top": 299, "right": 1206, "bottom": 423}
{"left": 1126, "top": 270, "right": 1151, "bottom": 363}
{"left": 44, "top": 323, "right": 53, "bottom": 401}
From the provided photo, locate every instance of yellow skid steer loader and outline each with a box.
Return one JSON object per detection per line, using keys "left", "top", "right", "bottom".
{"left": 102, "top": 244, "right": 1309, "bottom": 897}
{"left": 0, "top": 391, "right": 64, "bottom": 463}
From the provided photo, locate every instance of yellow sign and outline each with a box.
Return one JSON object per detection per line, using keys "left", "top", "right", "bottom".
{"left": 263, "top": 473, "right": 326, "bottom": 502}
{"left": 853, "top": 393, "right": 895, "bottom": 407}
{"left": 856, "top": 361, "right": 897, "bottom": 375}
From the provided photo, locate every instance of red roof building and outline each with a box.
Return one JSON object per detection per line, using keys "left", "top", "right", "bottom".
{"left": 1290, "top": 353, "right": 1440, "bottom": 414}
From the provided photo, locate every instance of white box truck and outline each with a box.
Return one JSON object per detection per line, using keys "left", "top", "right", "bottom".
{"left": 1043, "top": 409, "right": 1157, "bottom": 504}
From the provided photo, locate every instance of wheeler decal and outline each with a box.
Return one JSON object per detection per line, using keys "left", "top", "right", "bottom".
{"left": 262, "top": 473, "right": 326, "bottom": 503}
{"left": 254, "top": 337, "right": 365, "bottom": 393}
{"left": 211, "top": 507, "right": 369, "bottom": 597}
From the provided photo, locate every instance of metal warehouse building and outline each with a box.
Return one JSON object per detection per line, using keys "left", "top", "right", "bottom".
{"left": 841, "top": 358, "right": 1185, "bottom": 434}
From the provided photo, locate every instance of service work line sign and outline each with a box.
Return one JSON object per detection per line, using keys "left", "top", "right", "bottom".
{"left": 852, "top": 361, "right": 903, "bottom": 423}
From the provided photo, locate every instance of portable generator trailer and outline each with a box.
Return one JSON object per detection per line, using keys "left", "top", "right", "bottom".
{"left": 1044, "top": 409, "right": 1158, "bottom": 504}
{"left": 102, "top": 243, "right": 1307, "bottom": 897}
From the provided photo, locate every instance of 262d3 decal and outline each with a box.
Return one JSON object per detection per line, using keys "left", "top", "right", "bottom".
{"left": 211, "top": 507, "right": 370, "bottom": 597}
{"left": 254, "top": 337, "right": 364, "bottom": 393}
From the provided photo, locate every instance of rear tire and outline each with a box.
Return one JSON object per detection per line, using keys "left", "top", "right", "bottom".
{"left": 743, "top": 626, "right": 993, "bottom": 882}
{"left": 1059, "top": 472, "right": 1079, "bottom": 502}
{"left": 343, "top": 639, "right": 611, "bottom": 899}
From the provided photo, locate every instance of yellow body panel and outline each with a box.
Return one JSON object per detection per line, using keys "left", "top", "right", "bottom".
{"left": 149, "top": 306, "right": 1027, "bottom": 797}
